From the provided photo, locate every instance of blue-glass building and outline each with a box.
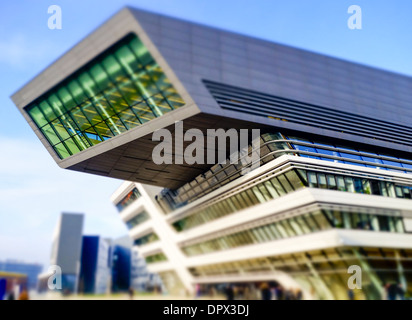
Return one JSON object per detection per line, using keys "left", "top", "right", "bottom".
{"left": 79, "top": 236, "right": 111, "bottom": 294}
{"left": 111, "top": 244, "right": 131, "bottom": 292}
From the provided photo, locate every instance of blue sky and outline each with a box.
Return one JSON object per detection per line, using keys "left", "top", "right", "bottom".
{"left": 0, "top": 0, "right": 411, "bottom": 268}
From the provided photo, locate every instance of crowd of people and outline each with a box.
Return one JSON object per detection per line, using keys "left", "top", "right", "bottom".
{"left": 196, "top": 282, "right": 303, "bottom": 300}
{"left": 384, "top": 282, "right": 405, "bottom": 300}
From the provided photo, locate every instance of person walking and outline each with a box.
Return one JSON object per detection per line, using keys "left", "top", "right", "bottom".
{"left": 387, "top": 283, "right": 398, "bottom": 300}
{"left": 397, "top": 283, "right": 405, "bottom": 300}
{"left": 225, "top": 284, "right": 234, "bottom": 300}
{"left": 260, "top": 283, "right": 272, "bottom": 300}
{"left": 18, "top": 290, "right": 29, "bottom": 300}
{"left": 347, "top": 289, "right": 355, "bottom": 300}
{"left": 128, "top": 287, "right": 135, "bottom": 300}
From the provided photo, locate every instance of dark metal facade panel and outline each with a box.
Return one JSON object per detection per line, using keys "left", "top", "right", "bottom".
{"left": 131, "top": 8, "right": 412, "bottom": 155}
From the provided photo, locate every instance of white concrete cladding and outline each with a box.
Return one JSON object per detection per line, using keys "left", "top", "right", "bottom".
{"left": 51, "top": 213, "right": 84, "bottom": 275}
{"left": 111, "top": 155, "right": 412, "bottom": 295}
{"left": 111, "top": 182, "right": 194, "bottom": 293}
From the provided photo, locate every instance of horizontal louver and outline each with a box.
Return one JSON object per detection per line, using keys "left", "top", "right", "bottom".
{"left": 203, "top": 80, "right": 412, "bottom": 147}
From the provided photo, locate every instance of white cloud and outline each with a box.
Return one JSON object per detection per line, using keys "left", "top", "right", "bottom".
{"left": 0, "top": 34, "right": 56, "bottom": 68}
{"left": 0, "top": 136, "right": 128, "bottom": 266}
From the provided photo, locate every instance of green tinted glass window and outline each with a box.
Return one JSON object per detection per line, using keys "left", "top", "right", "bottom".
{"left": 29, "top": 106, "right": 47, "bottom": 127}
{"left": 25, "top": 33, "right": 185, "bottom": 159}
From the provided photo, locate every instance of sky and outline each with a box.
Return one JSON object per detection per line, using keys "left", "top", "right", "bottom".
{"left": 0, "top": 0, "right": 411, "bottom": 269}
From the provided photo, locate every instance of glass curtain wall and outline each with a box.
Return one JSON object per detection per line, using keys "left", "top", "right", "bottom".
{"left": 26, "top": 33, "right": 185, "bottom": 159}
{"left": 173, "top": 168, "right": 412, "bottom": 232}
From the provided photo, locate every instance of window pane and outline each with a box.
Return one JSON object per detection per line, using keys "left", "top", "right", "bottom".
{"left": 274, "top": 222, "right": 289, "bottom": 238}
{"left": 115, "top": 45, "right": 141, "bottom": 77}
{"left": 271, "top": 177, "right": 286, "bottom": 195}
{"left": 297, "top": 169, "right": 308, "bottom": 186}
{"left": 28, "top": 106, "right": 47, "bottom": 127}
{"left": 395, "top": 186, "right": 404, "bottom": 198}
{"left": 302, "top": 214, "right": 319, "bottom": 232}
{"left": 345, "top": 177, "right": 355, "bottom": 192}
{"left": 48, "top": 94, "right": 65, "bottom": 117}
{"left": 94, "top": 121, "right": 115, "bottom": 140}
{"left": 41, "top": 124, "right": 60, "bottom": 145}
{"left": 317, "top": 173, "right": 327, "bottom": 189}
{"left": 129, "top": 37, "right": 153, "bottom": 65}
{"left": 53, "top": 143, "right": 70, "bottom": 158}
{"left": 39, "top": 101, "right": 57, "bottom": 122}
{"left": 337, "top": 176, "right": 346, "bottom": 191}
{"left": 57, "top": 87, "right": 77, "bottom": 110}
{"left": 80, "top": 102, "right": 103, "bottom": 125}
{"left": 285, "top": 170, "right": 304, "bottom": 189}
{"left": 327, "top": 175, "right": 337, "bottom": 190}
{"left": 289, "top": 218, "right": 304, "bottom": 235}
{"left": 151, "top": 93, "right": 173, "bottom": 115}
{"left": 118, "top": 80, "right": 143, "bottom": 106}
{"left": 252, "top": 186, "right": 266, "bottom": 203}
{"left": 278, "top": 174, "right": 294, "bottom": 192}
{"left": 78, "top": 72, "right": 98, "bottom": 97}
{"left": 362, "top": 179, "right": 371, "bottom": 194}
{"left": 311, "top": 211, "right": 331, "bottom": 230}
{"left": 51, "top": 118, "right": 70, "bottom": 140}
{"left": 102, "top": 55, "right": 126, "bottom": 82}
{"left": 119, "top": 109, "right": 141, "bottom": 130}
{"left": 264, "top": 180, "right": 279, "bottom": 198}
{"left": 308, "top": 172, "right": 318, "bottom": 187}
{"left": 295, "top": 215, "right": 312, "bottom": 234}
{"left": 245, "top": 189, "right": 259, "bottom": 204}
{"left": 257, "top": 184, "right": 272, "bottom": 201}
{"left": 279, "top": 220, "right": 295, "bottom": 237}
{"left": 353, "top": 178, "right": 363, "bottom": 193}
{"left": 132, "top": 100, "right": 156, "bottom": 123}
{"left": 89, "top": 64, "right": 111, "bottom": 91}
{"left": 68, "top": 80, "right": 88, "bottom": 104}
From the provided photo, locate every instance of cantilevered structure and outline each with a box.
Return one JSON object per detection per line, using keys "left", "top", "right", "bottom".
{"left": 12, "top": 7, "right": 412, "bottom": 299}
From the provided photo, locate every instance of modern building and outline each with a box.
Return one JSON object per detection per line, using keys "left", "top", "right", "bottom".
{"left": 110, "top": 236, "right": 131, "bottom": 292}
{"left": 0, "top": 260, "right": 42, "bottom": 290}
{"left": 131, "top": 246, "right": 163, "bottom": 293}
{"left": 110, "top": 235, "right": 162, "bottom": 293}
{"left": 79, "top": 236, "right": 111, "bottom": 294}
{"left": 12, "top": 7, "right": 412, "bottom": 299}
{"left": 46, "top": 212, "right": 84, "bottom": 294}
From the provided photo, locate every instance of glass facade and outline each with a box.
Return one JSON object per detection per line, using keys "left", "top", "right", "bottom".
{"left": 288, "top": 135, "right": 412, "bottom": 174}
{"left": 158, "top": 270, "right": 185, "bottom": 296}
{"left": 156, "top": 133, "right": 286, "bottom": 213}
{"left": 302, "top": 169, "right": 412, "bottom": 199}
{"left": 26, "top": 33, "right": 185, "bottom": 159}
{"left": 172, "top": 168, "right": 412, "bottom": 232}
{"left": 189, "top": 247, "right": 412, "bottom": 300}
{"left": 134, "top": 232, "right": 159, "bottom": 246}
{"left": 182, "top": 209, "right": 405, "bottom": 256}
{"left": 145, "top": 252, "right": 167, "bottom": 264}
{"left": 125, "top": 210, "right": 149, "bottom": 229}
{"left": 157, "top": 132, "right": 412, "bottom": 214}
{"left": 116, "top": 187, "right": 142, "bottom": 212}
